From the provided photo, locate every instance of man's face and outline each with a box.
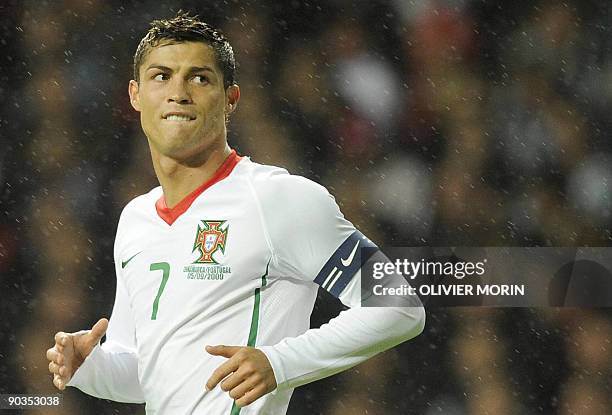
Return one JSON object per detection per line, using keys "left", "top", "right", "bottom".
{"left": 128, "top": 41, "right": 239, "bottom": 161}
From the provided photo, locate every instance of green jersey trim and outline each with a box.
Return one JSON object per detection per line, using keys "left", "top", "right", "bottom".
{"left": 229, "top": 259, "right": 270, "bottom": 415}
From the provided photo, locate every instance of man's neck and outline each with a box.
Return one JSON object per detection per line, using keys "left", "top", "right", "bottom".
{"left": 152, "top": 143, "right": 232, "bottom": 209}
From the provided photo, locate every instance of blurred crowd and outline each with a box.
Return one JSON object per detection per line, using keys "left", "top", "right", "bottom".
{"left": 1, "top": 0, "right": 611, "bottom": 414}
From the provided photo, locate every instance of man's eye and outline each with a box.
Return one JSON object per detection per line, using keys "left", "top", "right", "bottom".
{"left": 193, "top": 75, "right": 209, "bottom": 84}
{"left": 153, "top": 73, "right": 168, "bottom": 81}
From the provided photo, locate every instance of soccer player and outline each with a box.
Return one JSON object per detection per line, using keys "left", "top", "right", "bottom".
{"left": 46, "top": 12, "right": 425, "bottom": 414}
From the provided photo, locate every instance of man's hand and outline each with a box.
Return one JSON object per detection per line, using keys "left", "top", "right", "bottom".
{"left": 46, "top": 318, "right": 109, "bottom": 390}
{"left": 206, "top": 345, "right": 277, "bottom": 408}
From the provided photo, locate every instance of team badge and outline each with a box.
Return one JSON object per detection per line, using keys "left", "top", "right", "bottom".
{"left": 192, "top": 220, "right": 228, "bottom": 264}
{"left": 184, "top": 220, "right": 231, "bottom": 281}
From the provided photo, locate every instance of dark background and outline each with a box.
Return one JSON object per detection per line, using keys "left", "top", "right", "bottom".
{"left": 1, "top": 0, "right": 611, "bottom": 414}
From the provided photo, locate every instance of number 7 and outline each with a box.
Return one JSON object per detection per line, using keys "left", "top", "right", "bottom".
{"left": 150, "top": 262, "right": 170, "bottom": 320}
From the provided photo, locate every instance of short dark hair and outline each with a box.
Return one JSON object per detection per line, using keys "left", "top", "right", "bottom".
{"left": 133, "top": 11, "right": 236, "bottom": 89}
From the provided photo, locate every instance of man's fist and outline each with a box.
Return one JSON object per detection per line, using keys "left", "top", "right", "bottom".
{"left": 206, "top": 345, "right": 277, "bottom": 408}
{"left": 46, "top": 318, "right": 109, "bottom": 390}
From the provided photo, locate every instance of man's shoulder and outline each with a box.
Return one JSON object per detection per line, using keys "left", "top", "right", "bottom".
{"left": 243, "top": 159, "right": 334, "bottom": 217}
{"left": 114, "top": 187, "right": 162, "bottom": 250}
{"left": 245, "top": 159, "right": 330, "bottom": 201}
{"left": 120, "top": 186, "right": 162, "bottom": 217}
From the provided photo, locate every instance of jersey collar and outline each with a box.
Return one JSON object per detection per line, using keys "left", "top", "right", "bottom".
{"left": 155, "top": 149, "right": 242, "bottom": 225}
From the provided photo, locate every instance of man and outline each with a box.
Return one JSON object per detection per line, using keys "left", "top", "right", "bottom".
{"left": 46, "top": 12, "right": 425, "bottom": 414}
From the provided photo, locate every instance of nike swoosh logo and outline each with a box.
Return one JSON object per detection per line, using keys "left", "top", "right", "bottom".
{"left": 341, "top": 241, "right": 360, "bottom": 267}
{"left": 121, "top": 252, "right": 142, "bottom": 269}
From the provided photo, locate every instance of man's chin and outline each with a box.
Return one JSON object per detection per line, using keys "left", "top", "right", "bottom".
{"left": 161, "top": 124, "right": 197, "bottom": 138}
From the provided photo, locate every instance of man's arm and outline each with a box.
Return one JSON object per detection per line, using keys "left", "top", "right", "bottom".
{"left": 206, "top": 172, "right": 425, "bottom": 406}
{"left": 63, "top": 269, "right": 145, "bottom": 403}
{"left": 204, "top": 289, "right": 423, "bottom": 406}
{"left": 204, "top": 248, "right": 425, "bottom": 405}
{"left": 259, "top": 175, "right": 426, "bottom": 388}
{"left": 259, "top": 275, "right": 425, "bottom": 390}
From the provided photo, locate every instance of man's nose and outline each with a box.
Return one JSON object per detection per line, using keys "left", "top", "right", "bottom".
{"left": 167, "top": 79, "right": 192, "bottom": 104}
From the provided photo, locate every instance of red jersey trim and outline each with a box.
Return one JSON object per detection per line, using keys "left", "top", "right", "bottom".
{"left": 155, "top": 150, "right": 242, "bottom": 225}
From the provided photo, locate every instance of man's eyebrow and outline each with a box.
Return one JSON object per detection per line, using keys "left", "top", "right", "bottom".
{"left": 145, "top": 64, "right": 216, "bottom": 74}
{"left": 187, "top": 66, "right": 216, "bottom": 74}
{"left": 146, "top": 64, "right": 173, "bottom": 72}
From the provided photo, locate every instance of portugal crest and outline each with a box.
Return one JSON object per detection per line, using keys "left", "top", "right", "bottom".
{"left": 192, "top": 220, "right": 228, "bottom": 264}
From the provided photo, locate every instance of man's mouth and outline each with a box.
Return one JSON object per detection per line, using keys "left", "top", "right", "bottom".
{"left": 163, "top": 113, "right": 196, "bottom": 121}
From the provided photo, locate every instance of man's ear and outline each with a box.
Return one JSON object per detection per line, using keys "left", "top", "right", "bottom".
{"left": 226, "top": 84, "right": 240, "bottom": 114}
{"left": 128, "top": 80, "right": 141, "bottom": 112}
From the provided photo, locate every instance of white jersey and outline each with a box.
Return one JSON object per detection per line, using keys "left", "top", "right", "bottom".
{"left": 68, "top": 151, "right": 425, "bottom": 414}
